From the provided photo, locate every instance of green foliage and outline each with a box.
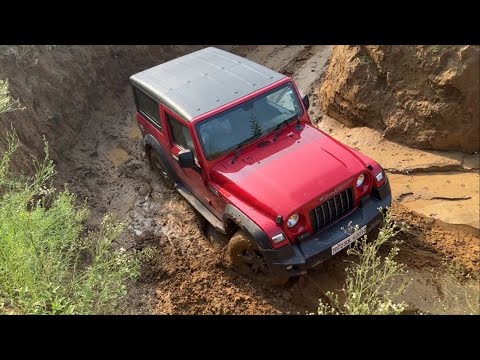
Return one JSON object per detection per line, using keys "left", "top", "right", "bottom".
{"left": 433, "top": 258, "right": 479, "bottom": 315}
{"left": 0, "top": 132, "right": 142, "bottom": 314}
{"left": 0, "top": 79, "right": 25, "bottom": 115}
{"left": 318, "top": 210, "right": 410, "bottom": 315}
{"left": 5, "top": 45, "right": 39, "bottom": 67}
{"left": 358, "top": 54, "right": 372, "bottom": 65}
{"left": 430, "top": 45, "right": 443, "bottom": 54}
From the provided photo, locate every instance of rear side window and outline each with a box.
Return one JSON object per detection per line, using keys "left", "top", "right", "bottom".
{"left": 165, "top": 113, "right": 197, "bottom": 158}
{"left": 134, "top": 88, "right": 161, "bottom": 130}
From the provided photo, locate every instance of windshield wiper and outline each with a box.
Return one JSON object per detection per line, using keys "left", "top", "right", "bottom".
{"left": 273, "top": 114, "right": 298, "bottom": 142}
{"left": 231, "top": 137, "right": 259, "bottom": 164}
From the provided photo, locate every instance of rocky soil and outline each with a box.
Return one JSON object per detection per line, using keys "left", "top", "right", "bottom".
{"left": 319, "top": 45, "right": 480, "bottom": 153}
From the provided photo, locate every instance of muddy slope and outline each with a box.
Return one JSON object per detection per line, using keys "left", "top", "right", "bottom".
{"left": 319, "top": 45, "right": 480, "bottom": 153}
{"left": 0, "top": 45, "right": 204, "bottom": 173}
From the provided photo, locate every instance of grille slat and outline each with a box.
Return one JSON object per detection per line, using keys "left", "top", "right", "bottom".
{"left": 314, "top": 207, "right": 321, "bottom": 228}
{"left": 333, "top": 196, "right": 339, "bottom": 218}
{"left": 321, "top": 204, "right": 327, "bottom": 226}
{"left": 257, "top": 140, "right": 271, "bottom": 148}
{"left": 340, "top": 192, "right": 345, "bottom": 214}
{"left": 310, "top": 188, "right": 354, "bottom": 233}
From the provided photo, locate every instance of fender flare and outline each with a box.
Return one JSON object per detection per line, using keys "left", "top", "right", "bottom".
{"left": 143, "top": 134, "right": 178, "bottom": 182}
{"left": 223, "top": 204, "right": 271, "bottom": 250}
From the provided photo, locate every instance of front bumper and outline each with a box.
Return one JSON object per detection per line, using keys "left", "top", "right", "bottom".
{"left": 262, "top": 181, "right": 391, "bottom": 278}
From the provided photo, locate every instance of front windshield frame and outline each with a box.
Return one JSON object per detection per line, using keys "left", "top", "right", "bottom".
{"left": 195, "top": 82, "right": 304, "bottom": 161}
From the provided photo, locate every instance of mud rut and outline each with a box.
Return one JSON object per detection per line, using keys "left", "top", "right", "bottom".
{"left": 57, "top": 45, "right": 479, "bottom": 314}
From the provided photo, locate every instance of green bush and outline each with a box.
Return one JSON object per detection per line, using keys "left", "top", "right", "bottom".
{"left": 0, "top": 79, "right": 25, "bottom": 115}
{"left": 4, "top": 45, "right": 39, "bottom": 67}
{"left": 433, "top": 258, "right": 479, "bottom": 315}
{"left": 0, "top": 132, "right": 142, "bottom": 314}
{"left": 318, "top": 210, "right": 410, "bottom": 315}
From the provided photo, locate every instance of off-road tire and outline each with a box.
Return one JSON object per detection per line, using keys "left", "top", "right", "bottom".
{"left": 150, "top": 150, "right": 175, "bottom": 190}
{"left": 227, "top": 229, "right": 289, "bottom": 286}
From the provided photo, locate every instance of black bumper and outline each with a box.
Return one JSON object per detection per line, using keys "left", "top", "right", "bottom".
{"left": 262, "top": 181, "right": 392, "bottom": 278}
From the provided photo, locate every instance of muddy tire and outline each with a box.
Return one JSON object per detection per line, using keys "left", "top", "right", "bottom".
{"left": 228, "top": 229, "right": 289, "bottom": 286}
{"left": 205, "top": 224, "right": 229, "bottom": 249}
{"left": 150, "top": 151, "right": 175, "bottom": 190}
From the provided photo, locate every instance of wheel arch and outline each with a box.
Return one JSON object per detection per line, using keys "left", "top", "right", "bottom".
{"left": 223, "top": 204, "right": 271, "bottom": 250}
{"left": 143, "top": 134, "right": 177, "bottom": 181}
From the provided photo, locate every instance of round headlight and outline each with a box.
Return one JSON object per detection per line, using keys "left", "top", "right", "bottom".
{"left": 287, "top": 213, "right": 300, "bottom": 228}
{"left": 356, "top": 173, "right": 365, "bottom": 187}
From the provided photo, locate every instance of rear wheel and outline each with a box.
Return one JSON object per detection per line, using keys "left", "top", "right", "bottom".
{"left": 150, "top": 151, "right": 175, "bottom": 190}
{"left": 227, "top": 229, "right": 289, "bottom": 286}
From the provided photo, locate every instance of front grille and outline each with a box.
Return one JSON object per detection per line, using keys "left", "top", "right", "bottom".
{"left": 309, "top": 188, "right": 354, "bottom": 233}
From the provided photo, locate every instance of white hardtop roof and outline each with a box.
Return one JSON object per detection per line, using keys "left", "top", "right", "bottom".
{"left": 129, "top": 47, "right": 287, "bottom": 121}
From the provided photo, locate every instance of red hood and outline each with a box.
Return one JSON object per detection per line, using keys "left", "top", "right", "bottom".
{"left": 211, "top": 124, "right": 367, "bottom": 219}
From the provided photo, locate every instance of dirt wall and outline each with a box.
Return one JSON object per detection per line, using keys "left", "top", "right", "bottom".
{"left": 0, "top": 45, "right": 203, "bottom": 173}
{"left": 319, "top": 45, "right": 480, "bottom": 153}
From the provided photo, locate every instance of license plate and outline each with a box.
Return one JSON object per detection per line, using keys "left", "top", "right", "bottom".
{"left": 331, "top": 225, "right": 367, "bottom": 255}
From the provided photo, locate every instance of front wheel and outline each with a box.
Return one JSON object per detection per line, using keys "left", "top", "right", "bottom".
{"left": 227, "top": 229, "right": 289, "bottom": 286}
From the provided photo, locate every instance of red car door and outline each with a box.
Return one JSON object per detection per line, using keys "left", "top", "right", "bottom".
{"left": 162, "top": 106, "right": 223, "bottom": 218}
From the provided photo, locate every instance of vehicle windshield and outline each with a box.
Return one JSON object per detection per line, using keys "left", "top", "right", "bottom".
{"left": 196, "top": 82, "right": 303, "bottom": 161}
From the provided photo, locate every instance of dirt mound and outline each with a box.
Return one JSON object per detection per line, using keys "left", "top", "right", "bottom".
{"left": 390, "top": 204, "right": 479, "bottom": 273}
{"left": 319, "top": 45, "right": 480, "bottom": 153}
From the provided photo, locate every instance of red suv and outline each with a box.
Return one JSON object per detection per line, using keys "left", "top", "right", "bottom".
{"left": 130, "top": 47, "right": 391, "bottom": 284}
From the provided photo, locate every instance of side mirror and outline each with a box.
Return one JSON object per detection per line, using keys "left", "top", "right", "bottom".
{"left": 302, "top": 94, "right": 310, "bottom": 111}
{"left": 178, "top": 149, "right": 195, "bottom": 168}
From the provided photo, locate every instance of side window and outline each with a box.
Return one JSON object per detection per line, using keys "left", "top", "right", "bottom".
{"left": 165, "top": 113, "right": 197, "bottom": 158}
{"left": 134, "top": 87, "right": 162, "bottom": 130}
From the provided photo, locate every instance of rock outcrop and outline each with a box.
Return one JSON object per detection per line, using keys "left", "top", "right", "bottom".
{"left": 319, "top": 45, "right": 479, "bottom": 153}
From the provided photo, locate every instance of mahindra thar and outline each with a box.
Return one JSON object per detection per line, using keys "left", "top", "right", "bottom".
{"left": 129, "top": 47, "right": 391, "bottom": 284}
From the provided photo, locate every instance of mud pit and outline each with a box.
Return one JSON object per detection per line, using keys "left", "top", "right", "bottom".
{"left": 3, "top": 45, "right": 479, "bottom": 314}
